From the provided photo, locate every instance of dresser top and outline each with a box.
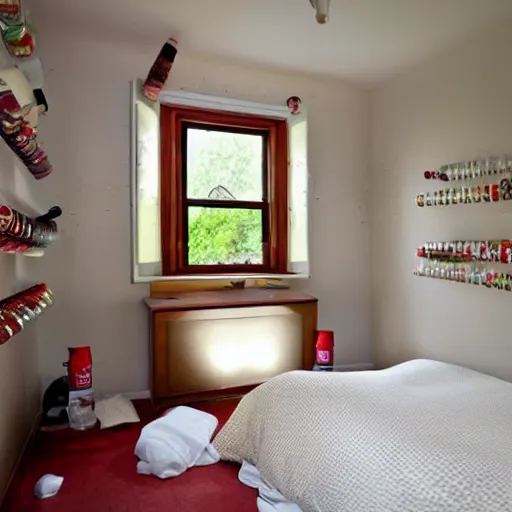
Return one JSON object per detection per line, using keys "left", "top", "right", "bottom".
{"left": 145, "top": 288, "right": 317, "bottom": 312}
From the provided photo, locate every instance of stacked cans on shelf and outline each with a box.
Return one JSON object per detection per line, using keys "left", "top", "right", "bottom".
{"left": 0, "top": 204, "right": 60, "bottom": 256}
{"left": 416, "top": 240, "right": 512, "bottom": 264}
{"left": 416, "top": 179, "right": 512, "bottom": 207}
{"left": 414, "top": 157, "right": 512, "bottom": 291}
{"left": 424, "top": 158, "right": 512, "bottom": 182}
{"left": 413, "top": 263, "right": 512, "bottom": 291}
{"left": 416, "top": 157, "right": 512, "bottom": 207}
{"left": 0, "top": 283, "right": 53, "bottom": 344}
{"left": 414, "top": 240, "right": 512, "bottom": 292}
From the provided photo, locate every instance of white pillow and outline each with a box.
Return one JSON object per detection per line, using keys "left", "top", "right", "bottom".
{"left": 94, "top": 395, "right": 140, "bottom": 429}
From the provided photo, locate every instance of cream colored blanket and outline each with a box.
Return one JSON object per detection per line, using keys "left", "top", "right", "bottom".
{"left": 213, "top": 359, "right": 512, "bottom": 512}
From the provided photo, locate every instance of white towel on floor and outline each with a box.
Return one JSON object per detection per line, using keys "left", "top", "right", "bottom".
{"left": 135, "top": 406, "right": 220, "bottom": 479}
{"left": 239, "top": 461, "right": 303, "bottom": 512}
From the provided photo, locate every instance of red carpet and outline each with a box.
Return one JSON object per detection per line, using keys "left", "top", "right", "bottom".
{"left": 2, "top": 400, "right": 257, "bottom": 512}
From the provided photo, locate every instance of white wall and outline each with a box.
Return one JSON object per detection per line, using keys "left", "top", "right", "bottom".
{"left": 0, "top": 150, "right": 40, "bottom": 501}
{"left": 371, "top": 20, "right": 512, "bottom": 380}
{"left": 30, "top": 26, "right": 371, "bottom": 394}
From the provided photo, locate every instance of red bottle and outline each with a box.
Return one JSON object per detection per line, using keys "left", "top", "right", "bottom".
{"left": 65, "top": 346, "right": 92, "bottom": 391}
{"left": 315, "top": 330, "right": 334, "bottom": 369}
{"left": 64, "top": 346, "right": 96, "bottom": 430}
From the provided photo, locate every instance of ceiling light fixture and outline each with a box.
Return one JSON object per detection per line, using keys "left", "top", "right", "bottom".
{"left": 309, "top": 0, "right": 330, "bottom": 24}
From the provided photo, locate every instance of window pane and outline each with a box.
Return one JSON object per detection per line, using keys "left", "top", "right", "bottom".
{"left": 186, "top": 128, "right": 264, "bottom": 201}
{"left": 188, "top": 207, "right": 263, "bottom": 265}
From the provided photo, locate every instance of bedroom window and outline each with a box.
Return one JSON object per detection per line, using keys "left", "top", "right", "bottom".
{"left": 131, "top": 83, "right": 309, "bottom": 282}
{"left": 160, "top": 106, "right": 288, "bottom": 275}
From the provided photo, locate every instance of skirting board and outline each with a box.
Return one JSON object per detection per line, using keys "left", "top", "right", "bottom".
{"left": 122, "top": 390, "right": 151, "bottom": 400}
{"left": 121, "top": 363, "right": 375, "bottom": 401}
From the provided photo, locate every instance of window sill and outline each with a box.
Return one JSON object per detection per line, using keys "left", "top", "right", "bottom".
{"left": 133, "top": 272, "right": 310, "bottom": 284}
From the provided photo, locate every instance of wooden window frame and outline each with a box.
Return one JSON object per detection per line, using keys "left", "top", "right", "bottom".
{"left": 160, "top": 105, "right": 288, "bottom": 276}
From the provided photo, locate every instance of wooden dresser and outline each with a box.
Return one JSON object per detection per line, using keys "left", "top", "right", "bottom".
{"left": 145, "top": 289, "right": 318, "bottom": 410}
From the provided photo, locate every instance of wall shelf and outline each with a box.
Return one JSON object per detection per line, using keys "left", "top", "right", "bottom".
{"left": 424, "top": 158, "right": 512, "bottom": 182}
{"left": 417, "top": 240, "right": 512, "bottom": 264}
{"left": 416, "top": 178, "right": 512, "bottom": 207}
{"left": 413, "top": 271, "right": 512, "bottom": 292}
{"left": 414, "top": 240, "right": 512, "bottom": 292}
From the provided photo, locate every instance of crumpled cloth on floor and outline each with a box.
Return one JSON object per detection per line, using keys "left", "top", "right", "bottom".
{"left": 238, "top": 461, "right": 303, "bottom": 512}
{"left": 135, "top": 406, "right": 220, "bottom": 479}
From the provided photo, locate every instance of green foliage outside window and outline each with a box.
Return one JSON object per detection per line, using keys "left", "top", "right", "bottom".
{"left": 186, "top": 129, "right": 264, "bottom": 265}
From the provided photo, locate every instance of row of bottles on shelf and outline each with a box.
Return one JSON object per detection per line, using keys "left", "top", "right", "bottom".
{"left": 413, "top": 262, "right": 512, "bottom": 291}
{"left": 424, "top": 157, "right": 512, "bottom": 182}
{"left": 417, "top": 240, "right": 512, "bottom": 264}
{"left": 416, "top": 177, "right": 512, "bottom": 207}
{"left": 416, "top": 156, "right": 512, "bottom": 292}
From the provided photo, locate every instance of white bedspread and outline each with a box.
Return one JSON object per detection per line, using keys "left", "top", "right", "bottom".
{"left": 213, "top": 359, "right": 512, "bottom": 512}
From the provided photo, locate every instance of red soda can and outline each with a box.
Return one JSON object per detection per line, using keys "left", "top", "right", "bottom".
{"left": 65, "top": 346, "right": 92, "bottom": 391}
{"left": 315, "top": 330, "right": 334, "bottom": 367}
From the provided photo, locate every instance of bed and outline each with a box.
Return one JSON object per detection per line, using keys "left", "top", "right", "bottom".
{"left": 213, "top": 359, "right": 512, "bottom": 512}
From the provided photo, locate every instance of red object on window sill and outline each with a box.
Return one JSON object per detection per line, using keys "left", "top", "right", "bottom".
{"left": 315, "top": 330, "right": 334, "bottom": 366}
